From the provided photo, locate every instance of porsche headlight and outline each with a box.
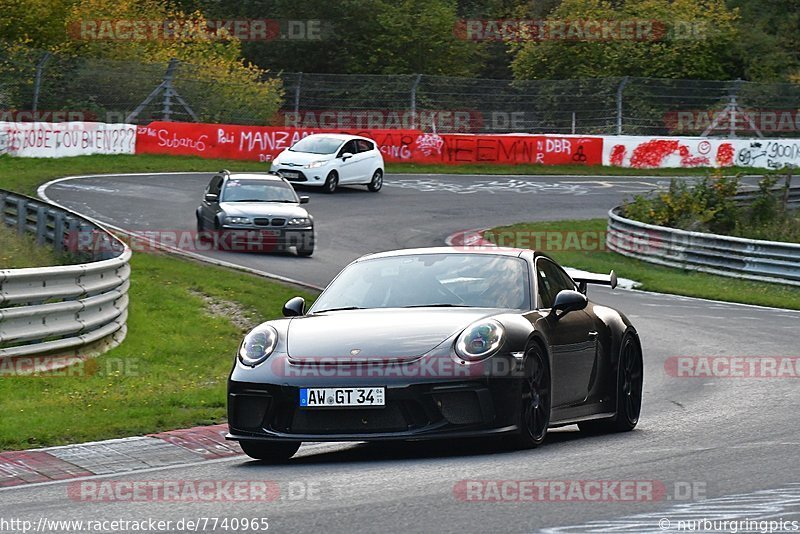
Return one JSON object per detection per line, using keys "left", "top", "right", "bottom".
{"left": 288, "top": 217, "right": 310, "bottom": 225}
{"left": 238, "top": 325, "right": 278, "bottom": 367}
{"left": 304, "top": 160, "right": 328, "bottom": 169}
{"left": 224, "top": 216, "right": 252, "bottom": 225}
{"left": 455, "top": 319, "right": 504, "bottom": 361}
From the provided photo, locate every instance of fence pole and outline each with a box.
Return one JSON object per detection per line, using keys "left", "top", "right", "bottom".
{"left": 32, "top": 52, "right": 52, "bottom": 114}
{"left": 161, "top": 59, "right": 179, "bottom": 121}
{"left": 410, "top": 74, "right": 422, "bottom": 129}
{"left": 294, "top": 72, "right": 303, "bottom": 115}
{"left": 616, "top": 76, "right": 630, "bottom": 135}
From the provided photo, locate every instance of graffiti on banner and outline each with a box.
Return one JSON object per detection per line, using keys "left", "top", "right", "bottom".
{"left": 413, "top": 135, "right": 602, "bottom": 165}
{"left": 136, "top": 122, "right": 603, "bottom": 165}
{"left": 0, "top": 122, "right": 136, "bottom": 157}
{"left": 136, "top": 121, "right": 425, "bottom": 163}
{"left": 602, "top": 136, "right": 800, "bottom": 169}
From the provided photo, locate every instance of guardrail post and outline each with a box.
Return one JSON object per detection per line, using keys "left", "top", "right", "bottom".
{"left": 52, "top": 212, "right": 65, "bottom": 252}
{"left": 36, "top": 205, "right": 48, "bottom": 245}
{"left": 16, "top": 199, "right": 27, "bottom": 235}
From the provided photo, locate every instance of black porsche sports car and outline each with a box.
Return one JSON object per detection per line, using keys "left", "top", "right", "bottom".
{"left": 227, "top": 247, "right": 643, "bottom": 461}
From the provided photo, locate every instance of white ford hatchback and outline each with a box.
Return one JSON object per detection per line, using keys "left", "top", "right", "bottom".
{"left": 270, "top": 133, "right": 385, "bottom": 193}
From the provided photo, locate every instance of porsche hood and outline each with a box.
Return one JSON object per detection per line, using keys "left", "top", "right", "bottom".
{"left": 285, "top": 308, "right": 499, "bottom": 362}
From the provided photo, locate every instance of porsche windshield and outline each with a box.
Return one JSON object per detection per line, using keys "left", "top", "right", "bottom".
{"left": 311, "top": 253, "right": 531, "bottom": 311}
{"left": 220, "top": 179, "right": 297, "bottom": 202}
{"left": 289, "top": 136, "right": 344, "bottom": 154}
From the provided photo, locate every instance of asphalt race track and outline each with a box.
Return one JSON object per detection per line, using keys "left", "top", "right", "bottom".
{"left": 5, "top": 172, "right": 798, "bottom": 533}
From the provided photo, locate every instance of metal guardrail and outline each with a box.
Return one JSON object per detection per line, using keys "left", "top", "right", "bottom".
{"left": 607, "top": 187, "right": 800, "bottom": 286}
{"left": 0, "top": 189, "right": 130, "bottom": 361}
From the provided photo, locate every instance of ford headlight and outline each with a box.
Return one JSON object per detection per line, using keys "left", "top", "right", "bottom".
{"left": 455, "top": 320, "right": 504, "bottom": 361}
{"left": 238, "top": 325, "right": 278, "bottom": 367}
{"left": 304, "top": 160, "right": 327, "bottom": 169}
{"left": 224, "top": 216, "right": 251, "bottom": 225}
{"left": 288, "top": 217, "right": 310, "bottom": 225}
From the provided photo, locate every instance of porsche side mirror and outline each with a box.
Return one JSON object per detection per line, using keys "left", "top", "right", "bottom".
{"left": 341, "top": 152, "right": 354, "bottom": 161}
{"left": 299, "top": 196, "right": 310, "bottom": 204}
{"left": 551, "top": 290, "right": 588, "bottom": 318}
{"left": 283, "top": 296, "right": 306, "bottom": 317}
{"left": 204, "top": 193, "right": 218, "bottom": 203}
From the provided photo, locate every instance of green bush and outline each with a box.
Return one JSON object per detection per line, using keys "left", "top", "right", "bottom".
{"left": 622, "top": 173, "right": 800, "bottom": 242}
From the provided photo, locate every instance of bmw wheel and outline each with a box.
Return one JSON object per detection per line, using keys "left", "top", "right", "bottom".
{"left": 296, "top": 232, "right": 315, "bottom": 257}
{"left": 367, "top": 169, "right": 383, "bottom": 192}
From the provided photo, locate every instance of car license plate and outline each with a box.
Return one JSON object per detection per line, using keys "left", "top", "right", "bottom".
{"left": 280, "top": 170, "right": 300, "bottom": 179}
{"left": 299, "top": 387, "right": 385, "bottom": 408}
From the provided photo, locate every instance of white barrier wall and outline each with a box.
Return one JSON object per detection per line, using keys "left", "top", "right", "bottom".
{"left": 0, "top": 122, "right": 136, "bottom": 158}
{"left": 602, "top": 135, "right": 800, "bottom": 170}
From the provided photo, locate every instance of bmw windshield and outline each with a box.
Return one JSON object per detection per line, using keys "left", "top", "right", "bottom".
{"left": 310, "top": 253, "right": 531, "bottom": 312}
{"left": 220, "top": 179, "right": 298, "bottom": 202}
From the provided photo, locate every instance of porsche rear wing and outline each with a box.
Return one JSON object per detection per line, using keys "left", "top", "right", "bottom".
{"left": 569, "top": 270, "right": 618, "bottom": 294}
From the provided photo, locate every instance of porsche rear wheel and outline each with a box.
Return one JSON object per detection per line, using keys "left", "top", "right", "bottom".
{"left": 510, "top": 344, "right": 551, "bottom": 449}
{"left": 239, "top": 440, "right": 301, "bottom": 463}
{"left": 579, "top": 332, "right": 643, "bottom": 434}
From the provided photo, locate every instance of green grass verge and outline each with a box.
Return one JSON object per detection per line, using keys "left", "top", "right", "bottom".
{"left": 0, "top": 252, "right": 317, "bottom": 451}
{"left": 489, "top": 218, "right": 800, "bottom": 310}
{"left": 0, "top": 153, "right": 755, "bottom": 198}
{"left": 0, "top": 225, "right": 69, "bottom": 268}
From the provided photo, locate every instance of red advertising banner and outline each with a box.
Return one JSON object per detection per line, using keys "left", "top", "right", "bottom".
{"left": 135, "top": 122, "right": 423, "bottom": 163}
{"left": 411, "top": 134, "right": 602, "bottom": 165}
{"left": 135, "top": 122, "right": 603, "bottom": 166}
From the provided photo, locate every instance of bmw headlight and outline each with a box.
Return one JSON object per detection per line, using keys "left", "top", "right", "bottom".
{"left": 238, "top": 325, "right": 278, "bottom": 367}
{"left": 224, "top": 216, "right": 252, "bottom": 225}
{"left": 455, "top": 319, "right": 504, "bottom": 361}
{"left": 288, "top": 217, "right": 310, "bottom": 226}
{"left": 304, "top": 160, "right": 328, "bottom": 169}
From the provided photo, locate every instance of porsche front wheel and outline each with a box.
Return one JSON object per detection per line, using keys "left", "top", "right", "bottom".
{"left": 510, "top": 344, "right": 551, "bottom": 449}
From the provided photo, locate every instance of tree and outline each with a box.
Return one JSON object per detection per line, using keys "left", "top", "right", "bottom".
{"left": 726, "top": 0, "right": 800, "bottom": 82}
{"left": 176, "top": 0, "right": 485, "bottom": 76}
{"left": 0, "top": 0, "right": 283, "bottom": 124}
{"left": 510, "top": 0, "right": 740, "bottom": 80}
